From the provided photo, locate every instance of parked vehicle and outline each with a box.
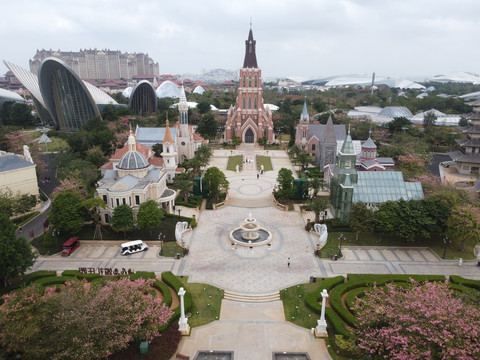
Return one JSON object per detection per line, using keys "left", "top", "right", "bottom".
{"left": 61, "top": 237, "right": 80, "bottom": 256}
{"left": 121, "top": 240, "right": 148, "bottom": 256}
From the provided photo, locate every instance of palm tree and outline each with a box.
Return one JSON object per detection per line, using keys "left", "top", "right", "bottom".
{"left": 303, "top": 177, "right": 322, "bottom": 198}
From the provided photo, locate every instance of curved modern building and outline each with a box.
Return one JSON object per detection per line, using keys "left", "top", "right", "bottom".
{"left": 39, "top": 57, "right": 104, "bottom": 132}
{"left": 129, "top": 80, "right": 157, "bottom": 115}
{"left": 3, "top": 60, "right": 54, "bottom": 126}
{"left": 156, "top": 80, "right": 180, "bottom": 98}
{"left": 4, "top": 58, "right": 118, "bottom": 131}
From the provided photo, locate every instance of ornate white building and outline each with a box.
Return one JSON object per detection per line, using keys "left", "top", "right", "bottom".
{"left": 96, "top": 131, "right": 176, "bottom": 225}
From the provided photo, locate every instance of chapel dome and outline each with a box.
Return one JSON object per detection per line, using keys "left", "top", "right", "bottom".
{"left": 117, "top": 151, "right": 148, "bottom": 170}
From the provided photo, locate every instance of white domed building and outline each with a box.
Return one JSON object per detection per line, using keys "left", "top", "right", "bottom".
{"left": 156, "top": 80, "right": 180, "bottom": 98}
{"left": 95, "top": 130, "right": 176, "bottom": 225}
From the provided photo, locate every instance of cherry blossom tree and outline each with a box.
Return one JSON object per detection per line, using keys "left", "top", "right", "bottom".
{"left": 0, "top": 278, "right": 173, "bottom": 360}
{"left": 353, "top": 280, "right": 480, "bottom": 360}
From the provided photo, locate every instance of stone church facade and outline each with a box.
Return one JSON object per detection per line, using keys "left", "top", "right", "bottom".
{"left": 224, "top": 28, "right": 274, "bottom": 144}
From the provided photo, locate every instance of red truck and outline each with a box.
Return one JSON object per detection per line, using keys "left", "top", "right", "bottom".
{"left": 61, "top": 237, "right": 80, "bottom": 256}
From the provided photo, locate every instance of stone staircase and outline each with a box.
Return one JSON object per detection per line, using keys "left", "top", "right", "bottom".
{"left": 223, "top": 290, "right": 281, "bottom": 303}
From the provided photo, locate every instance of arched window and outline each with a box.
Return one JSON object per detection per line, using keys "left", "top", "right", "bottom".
{"left": 255, "top": 75, "right": 258, "bottom": 87}
{"left": 249, "top": 76, "right": 252, "bottom": 87}
{"left": 243, "top": 97, "right": 246, "bottom": 109}
{"left": 254, "top": 97, "right": 257, "bottom": 109}
{"left": 243, "top": 74, "right": 246, "bottom": 87}
{"left": 248, "top": 97, "right": 251, "bottom": 109}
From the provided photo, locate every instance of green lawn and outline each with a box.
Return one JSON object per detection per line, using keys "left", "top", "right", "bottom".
{"left": 182, "top": 281, "right": 224, "bottom": 328}
{"left": 318, "top": 231, "right": 477, "bottom": 260}
{"left": 280, "top": 281, "right": 325, "bottom": 329}
{"left": 256, "top": 155, "right": 273, "bottom": 171}
{"left": 39, "top": 137, "right": 69, "bottom": 152}
{"left": 226, "top": 155, "right": 243, "bottom": 171}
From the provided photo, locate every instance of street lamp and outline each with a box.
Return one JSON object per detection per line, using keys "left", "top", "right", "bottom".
{"left": 177, "top": 207, "right": 182, "bottom": 219}
{"left": 401, "top": 126, "right": 408, "bottom": 135}
{"left": 338, "top": 233, "right": 344, "bottom": 258}
{"left": 173, "top": 205, "right": 176, "bottom": 222}
{"left": 442, "top": 236, "right": 451, "bottom": 259}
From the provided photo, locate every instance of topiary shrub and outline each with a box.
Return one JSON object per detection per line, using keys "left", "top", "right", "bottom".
{"left": 450, "top": 275, "right": 480, "bottom": 291}
{"left": 153, "top": 280, "right": 172, "bottom": 307}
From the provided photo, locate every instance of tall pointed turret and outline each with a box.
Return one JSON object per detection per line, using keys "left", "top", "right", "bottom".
{"left": 223, "top": 26, "right": 274, "bottom": 144}
{"left": 322, "top": 115, "right": 337, "bottom": 143}
{"left": 300, "top": 97, "right": 309, "bottom": 122}
{"left": 243, "top": 27, "right": 258, "bottom": 68}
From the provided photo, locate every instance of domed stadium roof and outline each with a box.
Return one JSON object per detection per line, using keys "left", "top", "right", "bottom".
{"left": 123, "top": 86, "right": 133, "bottom": 98}
{"left": 378, "top": 106, "right": 413, "bottom": 118}
{"left": 117, "top": 150, "right": 149, "bottom": 170}
{"left": 193, "top": 85, "right": 205, "bottom": 95}
{"left": 0, "top": 88, "right": 24, "bottom": 102}
{"left": 156, "top": 81, "right": 180, "bottom": 98}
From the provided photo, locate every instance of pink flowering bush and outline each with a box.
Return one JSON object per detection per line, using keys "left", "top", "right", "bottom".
{"left": 0, "top": 278, "right": 173, "bottom": 360}
{"left": 352, "top": 280, "right": 480, "bottom": 359}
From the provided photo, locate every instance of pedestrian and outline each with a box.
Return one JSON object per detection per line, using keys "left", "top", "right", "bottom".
{"left": 288, "top": 257, "right": 291, "bottom": 268}
{"left": 257, "top": 173, "right": 259, "bottom": 179}
{"left": 459, "top": 258, "right": 463, "bottom": 267}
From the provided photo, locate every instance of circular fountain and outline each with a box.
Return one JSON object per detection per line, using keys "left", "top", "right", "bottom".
{"left": 229, "top": 213, "right": 272, "bottom": 247}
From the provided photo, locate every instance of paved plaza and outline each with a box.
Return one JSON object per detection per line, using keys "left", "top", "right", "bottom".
{"left": 29, "top": 148, "right": 480, "bottom": 360}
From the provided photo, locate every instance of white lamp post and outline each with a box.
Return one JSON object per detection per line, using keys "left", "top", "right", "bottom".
{"left": 315, "top": 289, "right": 329, "bottom": 337}
{"left": 178, "top": 287, "right": 190, "bottom": 334}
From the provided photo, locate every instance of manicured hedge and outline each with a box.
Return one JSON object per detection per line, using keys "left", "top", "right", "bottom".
{"left": 305, "top": 276, "right": 345, "bottom": 313}
{"left": 153, "top": 280, "right": 172, "bottom": 307}
{"left": 174, "top": 200, "right": 197, "bottom": 208}
{"left": 24, "top": 270, "right": 57, "bottom": 283}
{"left": 450, "top": 275, "right": 480, "bottom": 291}
{"left": 34, "top": 276, "right": 74, "bottom": 286}
{"left": 325, "top": 307, "right": 352, "bottom": 338}
{"left": 61, "top": 270, "right": 79, "bottom": 277}
{"left": 330, "top": 274, "right": 448, "bottom": 327}
{"left": 76, "top": 273, "right": 100, "bottom": 281}
{"left": 160, "top": 271, "right": 192, "bottom": 331}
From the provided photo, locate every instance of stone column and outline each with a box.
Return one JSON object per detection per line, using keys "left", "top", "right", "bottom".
{"left": 178, "top": 287, "right": 190, "bottom": 334}
{"left": 315, "top": 289, "right": 328, "bottom": 337}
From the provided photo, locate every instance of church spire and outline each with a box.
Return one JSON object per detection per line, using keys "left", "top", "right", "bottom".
{"left": 243, "top": 26, "right": 258, "bottom": 68}
{"left": 300, "top": 97, "right": 309, "bottom": 122}
{"left": 179, "top": 85, "right": 188, "bottom": 125}
{"left": 163, "top": 116, "right": 174, "bottom": 144}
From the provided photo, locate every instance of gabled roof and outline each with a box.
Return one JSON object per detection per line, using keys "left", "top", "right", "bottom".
{"left": 322, "top": 115, "right": 338, "bottom": 143}
{"left": 0, "top": 154, "right": 35, "bottom": 172}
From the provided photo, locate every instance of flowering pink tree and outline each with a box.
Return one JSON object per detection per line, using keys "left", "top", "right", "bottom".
{"left": 0, "top": 278, "right": 174, "bottom": 360}
{"left": 446, "top": 203, "right": 480, "bottom": 252}
{"left": 353, "top": 280, "right": 480, "bottom": 359}
{"left": 396, "top": 152, "right": 429, "bottom": 180}
{"left": 4, "top": 131, "right": 46, "bottom": 176}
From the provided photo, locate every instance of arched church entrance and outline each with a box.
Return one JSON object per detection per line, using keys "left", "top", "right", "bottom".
{"left": 244, "top": 128, "right": 254, "bottom": 143}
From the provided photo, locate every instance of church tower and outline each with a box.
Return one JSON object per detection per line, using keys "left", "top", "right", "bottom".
{"left": 330, "top": 126, "right": 358, "bottom": 222}
{"left": 319, "top": 115, "right": 338, "bottom": 168}
{"left": 176, "top": 85, "right": 194, "bottom": 162}
{"left": 224, "top": 26, "right": 274, "bottom": 144}
{"left": 297, "top": 97, "right": 310, "bottom": 149}
{"left": 161, "top": 119, "right": 177, "bottom": 183}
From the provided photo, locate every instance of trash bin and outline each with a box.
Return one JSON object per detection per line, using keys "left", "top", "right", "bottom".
{"left": 139, "top": 341, "right": 148, "bottom": 354}
{"left": 175, "top": 253, "right": 181, "bottom": 259}
{"left": 332, "top": 254, "right": 338, "bottom": 261}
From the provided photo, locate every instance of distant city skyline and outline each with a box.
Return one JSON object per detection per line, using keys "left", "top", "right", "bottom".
{"left": 2, "top": 0, "right": 480, "bottom": 81}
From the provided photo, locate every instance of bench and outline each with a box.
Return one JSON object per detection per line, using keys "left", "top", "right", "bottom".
{"left": 176, "top": 354, "right": 189, "bottom": 359}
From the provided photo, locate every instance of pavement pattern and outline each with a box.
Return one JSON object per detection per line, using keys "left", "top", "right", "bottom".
{"left": 28, "top": 148, "right": 480, "bottom": 360}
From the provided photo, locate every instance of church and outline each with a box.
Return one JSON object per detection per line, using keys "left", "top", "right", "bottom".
{"left": 134, "top": 85, "right": 207, "bottom": 181}
{"left": 224, "top": 27, "right": 274, "bottom": 143}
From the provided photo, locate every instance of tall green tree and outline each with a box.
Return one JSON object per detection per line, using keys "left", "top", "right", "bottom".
{"left": 196, "top": 99, "right": 211, "bottom": 114}
{"left": 307, "top": 196, "right": 329, "bottom": 223}
{"left": 49, "top": 191, "right": 85, "bottom": 237}
{"left": 196, "top": 113, "right": 218, "bottom": 140}
{"left": 447, "top": 204, "right": 480, "bottom": 252}
{"left": 349, "top": 202, "right": 375, "bottom": 241}
{"left": 276, "top": 168, "right": 295, "bottom": 201}
{"left": 423, "top": 111, "right": 437, "bottom": 128}
{"left": 0, "top": 214, "right": 37, "bottom": 286}
{"left": 136, "top": 200, "right": 165, "bottom": 237}
{"left": 111, "top": 204, "right": 135, "bottom": 237}
{"left": 203, "top": 166, "right": 229, "bottom": 202}
{"left": 174, "top": 172, "right": 194, "bottom": 201}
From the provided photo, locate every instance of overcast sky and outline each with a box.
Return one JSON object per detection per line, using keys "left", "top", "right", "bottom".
{"left": 2, "top": 0, "right": 479, "bottom": 80}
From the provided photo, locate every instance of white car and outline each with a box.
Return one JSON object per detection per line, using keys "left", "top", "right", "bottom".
{"left": 121, "top": 240, "right": 148, "bottom": 256}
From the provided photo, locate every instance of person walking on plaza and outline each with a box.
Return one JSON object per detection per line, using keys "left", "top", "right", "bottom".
{"left": 288, "top": 257, "right": 291, "bottom": 268}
